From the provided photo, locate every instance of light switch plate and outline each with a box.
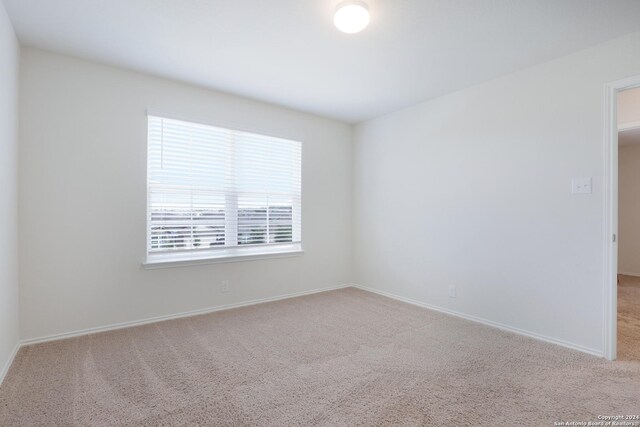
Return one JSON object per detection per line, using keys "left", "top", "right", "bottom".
{"left": 572, "top": 177, "right": 592, "bottom": 194}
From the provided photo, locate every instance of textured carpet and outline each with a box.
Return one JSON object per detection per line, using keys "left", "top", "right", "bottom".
{"left": 618, "top": 274, "right": 640, "bottom": 361}
{"left": 1, "top": 287, "right": 639, "bottom": 426}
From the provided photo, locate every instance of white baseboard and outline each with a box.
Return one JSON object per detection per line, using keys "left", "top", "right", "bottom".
{"left": 0, "top": 342, "right": 21, "bottom": 387}
{"left": 21, "top": 284, "right": 351, "bottom": 346}
{"left": 7, "top": 282, "right": 603, "bottom": 383}
{"left": 618, "top": 271, "right": 640, "bottom": 278}
{"left": 352, "top": 284, "right": 603, "bottom": 358}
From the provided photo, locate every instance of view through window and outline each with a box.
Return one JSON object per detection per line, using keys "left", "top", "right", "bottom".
{"left": 147, "top": 115, "right": 302, "bottom": 262}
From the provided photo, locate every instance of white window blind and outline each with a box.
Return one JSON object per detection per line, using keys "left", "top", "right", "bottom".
{"left": 146, "top": 115, "right": 302, "bottom": 263}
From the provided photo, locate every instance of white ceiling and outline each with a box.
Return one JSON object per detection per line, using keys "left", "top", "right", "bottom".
{"left": 5, "top": 0, "right": 640, "bottom": 123}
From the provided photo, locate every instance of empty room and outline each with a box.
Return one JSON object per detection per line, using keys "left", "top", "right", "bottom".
{"left": 1, "top": 0, "right": 639, "bottom": 425}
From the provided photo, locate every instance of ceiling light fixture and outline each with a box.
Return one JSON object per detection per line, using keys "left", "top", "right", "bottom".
{"left": 334, "top": 1, "right": 370, "bottom": 34}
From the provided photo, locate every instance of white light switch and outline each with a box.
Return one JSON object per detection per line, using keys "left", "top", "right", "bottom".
{"left": 572, "top": 177, "right": 592, "bottom": 195}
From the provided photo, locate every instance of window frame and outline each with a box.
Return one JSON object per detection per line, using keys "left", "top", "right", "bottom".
{"left": 143, "top": 112, "right": 303, "bottom": 268}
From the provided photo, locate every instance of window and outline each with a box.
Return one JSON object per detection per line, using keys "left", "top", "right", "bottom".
{"left": 146, "top": 115, "right": 302, "bottom": 265}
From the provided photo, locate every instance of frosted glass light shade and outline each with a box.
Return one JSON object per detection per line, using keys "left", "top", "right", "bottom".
{"left": 334, "top": 1, "right": 370, "bottom": 34}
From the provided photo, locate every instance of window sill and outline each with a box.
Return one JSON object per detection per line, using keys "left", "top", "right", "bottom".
{"left": 142, "top": 244, "right": 303, "bottom": 269}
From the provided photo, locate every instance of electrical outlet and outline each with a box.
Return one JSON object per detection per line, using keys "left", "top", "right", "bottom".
{"left": 448, "top": 286, "right": 456, "bottom": 298}
{"left": 220, "top": 280, "right": 230, "bottom": 293}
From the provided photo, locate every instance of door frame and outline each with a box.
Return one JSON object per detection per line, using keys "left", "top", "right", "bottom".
{"left": 603, "top": 75, "right": 640, "bottom": 360}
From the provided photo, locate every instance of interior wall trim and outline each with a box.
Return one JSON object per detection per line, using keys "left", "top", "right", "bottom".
{"left": 20, "top": 284, "right": 352, "bottom": 346}
{"left": 618, "top": 271, "right": 640, "bottom": 277}
{"left": 353, "top": 284, "right": 603, "bottom": 358}
{"left": 0, "top": 343, "right": 20, "bottom": 387}
{"left": 6, "top": 281, "right": 605, "bottom": 385}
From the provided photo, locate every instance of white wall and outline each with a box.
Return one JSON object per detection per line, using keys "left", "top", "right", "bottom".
{"left": 619, "top": 143, "right": 640, "bottom": 276}
{"left": 19, "top": 48, "right": 353, "bottom": 341}
{"left": 353, "top": 32, "right": 640, "bottom": 355}
{"left": 0, "top": 0, "right": 20, "bottom": 379}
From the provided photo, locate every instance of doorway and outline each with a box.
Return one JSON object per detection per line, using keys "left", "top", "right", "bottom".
{"left": 616, "top": 87, "right": 640, "bottom": 361}
{"left": 604, "top": 76, "right": 640, "bottom": 361}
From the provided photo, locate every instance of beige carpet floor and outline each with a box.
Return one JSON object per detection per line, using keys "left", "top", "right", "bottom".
{"left": 1, "top": 287, "right": 639, "bottom": 426}
{"left": 618, "top": 274, "right": 640, "bottom": 361}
